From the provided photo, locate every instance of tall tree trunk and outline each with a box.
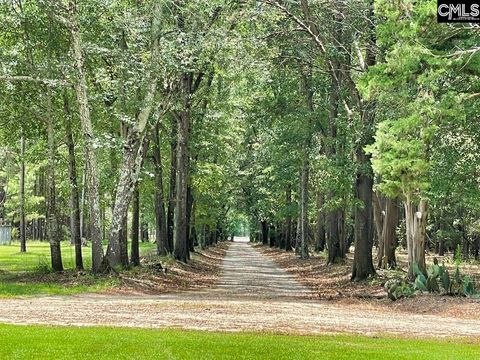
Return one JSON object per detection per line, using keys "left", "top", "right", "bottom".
{"left": 299, "top": 155, "right": 309, "bottom": 259}
{"left": 152, "top": 123, "right": 168, "bottom": 255}
{"left": 278, "top": 221, "right": 285, "bottom": 248}
{"left": 269, "top": 224, "right": 275, "bottom": 247}
{"left": 373, "top": 191, "right": 383, "bottom": 255}
{"left": 173, "top": 74, "right": 192, "bottom": 262}
{"left": 374, "top": 193, "right": 398, "bottom": 269}
{"left": 130, "top": 184, "right": 140, "bottom": 267}
{"left": 298, "top": 70, "right": 312, "bottom": 260}
{"left": 0, "top": 180, "right": 5, "bottom": 220}
{"left": 19, "top": 135, "right": 26, "bottom": 253}
{"left": 141, "top": 223, "right": 149, "bottom": 242}
{"left": 351, "top": 161, "right": 375, "bottom": 280}
{"left": 326, "top": 72, "right": 343, "bottom": 264}
{"left": 166, "top": 117, "right": 177, "bottom": 253}
{"left": 186, "top": 185, "right": 194, "bottom": 253}
{"left": 315, "top": 192, "right": 325, "bottom": 252}
{"left": 46, "top": 95, "right": 63, "bottom": 272}
{"left": 200, "top": 224, "right": 207, "bottom": 249}
{"left": 64, "top": 93, "right": 83, "bottom": 270}
{"left": 118, "top": 215, "right": 129, "bottom": 267}
{"left": 405, "top": 196, "right": 428, "bottom": 279}
{"left": 103, "top": 0, "right": 159, "bottom": 268}
{"left": 68, "top": 3, "right": 104, "bottom": 272}
{"left": 295, "top": 216, "right": 301, "bottom": 254}
{"left": 105, "top": 79, "right": 157, "bottom": 267}
{"left": 438, "top": 233, "right": 445, "bottom": 256}
{"left": 285, "top": 184, "right": 293, "bottom": 251}
{"left": 383, "top": 198, "right": 398, "bottom": 268}
{"left": 351, "top": 1, "right": 377, "bottom": 281}
{"left": 79, "top": 164, "right": 86, "bottom": 243}
{"left": 261, "top": 220, "right": 268, "bottom": 245}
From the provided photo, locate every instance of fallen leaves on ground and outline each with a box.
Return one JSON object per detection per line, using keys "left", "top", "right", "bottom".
{"left": 256, "top": 244, "right": 480, "bottom": 320}
{"left": 111, "top": 243, "right": 229, "bottom": 295}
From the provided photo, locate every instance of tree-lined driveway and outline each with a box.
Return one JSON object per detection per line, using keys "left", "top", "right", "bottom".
{"left": 0, "top": 238, "right": 479, "bottom": 337}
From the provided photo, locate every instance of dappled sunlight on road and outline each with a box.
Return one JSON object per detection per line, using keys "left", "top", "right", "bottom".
{"left": 213, "top": 240, "right": 312, "bottom": 299}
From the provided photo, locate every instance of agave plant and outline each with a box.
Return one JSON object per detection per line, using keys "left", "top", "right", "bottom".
{"left": 386, "top": 260, "right": 477, "bottom": 301}
{"left": 414, "top": 259, "right": 476, "bottom": 297}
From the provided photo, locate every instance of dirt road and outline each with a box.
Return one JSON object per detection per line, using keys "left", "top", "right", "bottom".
{"left": 0, "top": 238, "right": 479, "bottom": 337}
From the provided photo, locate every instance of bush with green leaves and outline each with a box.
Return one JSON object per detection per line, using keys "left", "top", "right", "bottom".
{"left": 384, "top": 279, "right": 416, "bottom": 301}
{"left": 386, "top": 258, "right": 477, "bottom": 301}
{"left": 413, "top": 259, "right": 476, "bottom": 297}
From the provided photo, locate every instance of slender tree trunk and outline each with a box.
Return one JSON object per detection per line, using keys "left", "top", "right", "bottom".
{"left": 473, "top": 236, "right": 479, "bottom": 260}
{"left": 326, "top": 72, "right": 343, "bottom": 264}
{"left": 152, "top": 124, "right": 168, "bottom": 255}
{"left": 141, "top": 223, "right": 149, "bottom": 242}
{"left": 167, "top": 117, "right": 177, "bottom": 253}
{"left": 200, "top": 224, "right": 206, "bottom": 249}
{"left": 438, "top": 235, "right": 445, "bottom": 256}
{"left": 269, "top": 224, "right": 275, "bottom": 247}
{"left": 298, "top": 68, "right": 313, "bottom": 259}
{"left": 295, "top": 215, "right": 301, "bottom": 254}
{"left": 64, "top": 93, "right": 83, "bottom": 270}
{"left": 173, "top": 74, "right": 192, "bottom": 262}
{"left": 299, "top": 155, "right": 309, "bottom": 259}
{"left": 278, "top": 221, "right": 285, "bottom": 248}
{"left": 186, "top": 186, "right": 195, "bottom": 253}
{"left": 285, "top": 185, "right": 293, "bottom": 251}
{"left": 119, "top": 216, "right": 128, "bottom": 267}
{"left": 205, "top": 224, "right": 211, "bottom": 247}
{"left": 130, "top": 184, "right": 140, "bottom": 267}
{"left": 69, "top": 3, "right": 104, "bottom": 272}
{"left": 215, "top": 222, "right": 221, "bottom": 243}
{"left": 373, "top": 191, "right": 383, "bottom": 256}
{"left": 79, "top": 165, "right": 86, "bottom": 243}
{"left": 46, "top": 95, "right": 63, "bottom": 272}
{"left": 315, "top": 192, "right": 325, "bottom": 252}
{"left": 19, "top": 135, "right": 26, "bottom": 253}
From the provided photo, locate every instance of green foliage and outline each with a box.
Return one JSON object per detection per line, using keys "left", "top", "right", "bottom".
{"left": 414, "top": 276, "right": 428, "bottom": 292}
{"left": 454, "top": 244, "right": 462, "bottom": 266}
{"left": 387, "top": 259, "right": 477, "bottom": 301}
{"left": 366, "top": 115, "right": 434, "bottom": 200}
{"left": 413, "top": 260, "right": 476, "bottom": 297}
{"left": 385, "top": 279, "right": 415, "bottom": 301}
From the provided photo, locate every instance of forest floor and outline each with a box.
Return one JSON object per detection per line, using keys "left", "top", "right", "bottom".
{"left": 0, "top": 238, "right": 479, "bottom": 338}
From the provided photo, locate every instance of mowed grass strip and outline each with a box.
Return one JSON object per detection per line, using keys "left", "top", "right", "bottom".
{"left": 0, "top": 324, "right": 478, "bottom": 360}
{"left": 0, "top": 241, "right": 155, "bottom": 297}
{"left": 0, "top": 241, "right": 157, "bottom": 272}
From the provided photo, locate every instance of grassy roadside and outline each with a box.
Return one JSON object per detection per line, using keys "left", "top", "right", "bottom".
{"left": 0, "top": 241, "right": 227, "bottom": 297}
{"left": 0, "top": 324, "right": 478, "bottom": 359}
{"left": 0, "top": 241, "right": 155, "bottom": 297}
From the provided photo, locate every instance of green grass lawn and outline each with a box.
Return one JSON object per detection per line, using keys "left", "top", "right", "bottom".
{"left": 0, "top": 241, "right": 156, "bottom": 297}
{"left": 0, "top": 241, "right": 93, "bottom": 272}
{"left": 0, "top": 324, "right": 478, "bottom": 360}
